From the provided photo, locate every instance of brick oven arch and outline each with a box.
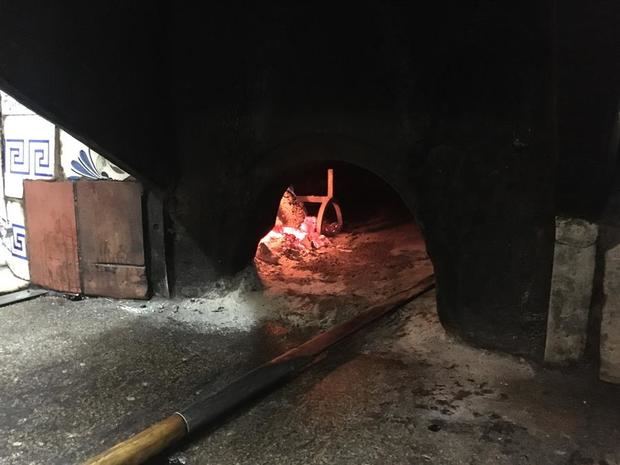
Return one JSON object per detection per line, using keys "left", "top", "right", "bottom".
{"left": 226, "top": 133, "right": 443, "bottom": 313}
{"left": 243, "top": 135, "right": 427, "bottom": 273}
{"left": 188, "top": 133, "right": 551, "bottom": 359}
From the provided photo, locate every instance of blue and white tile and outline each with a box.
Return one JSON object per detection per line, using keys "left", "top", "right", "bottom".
{"left": 5, "top": 200, "right": 29, "bottom": 280}
{"left": 0, "top": 155, "right": 7, "bottom": 268}
{"left": 3, "top": 114, "right": 56, "bottom": 199}
{"left": 0, "top": 215, "right": 7, "bottom": 268}
{"left": 0, "top": 149, "right": 7, "bottom": 219}
{"left": 59, "top": 130, "right": 129, "bottom": 181}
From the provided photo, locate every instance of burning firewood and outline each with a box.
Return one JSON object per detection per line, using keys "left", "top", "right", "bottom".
{"left": 256, "top": 185, "right": 337, "bottom": 264}
{"left": 275, "top": 188, "right": 306, "bottom": 228}
{"left": 255, "top": 242, "right": 280, "bottom": 265}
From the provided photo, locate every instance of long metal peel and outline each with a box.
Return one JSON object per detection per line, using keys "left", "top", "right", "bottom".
{"left": 82, "top": 275, "right": 435, "bottom": 465}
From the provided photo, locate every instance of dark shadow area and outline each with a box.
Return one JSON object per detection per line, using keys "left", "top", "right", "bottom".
{"left": 285, "top": 161, "right": 413, "bottom": 228}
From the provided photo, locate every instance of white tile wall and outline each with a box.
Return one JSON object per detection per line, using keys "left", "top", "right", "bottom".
{"left": 0, "top": 145, "right": 6, "bottom": 221}
{"left": 3, "top": 114, "right": 56, "bottom": 199}
{"left": 0, "top": 91, "right": 35, "bottom": 116}
{"left": 0, "top": 91, "right": 131, "bottom": 285}
{"left": 0, "top": 112, "right": 8, "bottom": 268}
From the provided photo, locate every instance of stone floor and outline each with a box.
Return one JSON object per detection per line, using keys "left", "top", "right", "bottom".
{"left": 1, "top": 289, "right": 619, "bottom": 465}
{"left": 1, "top": 220, "right": 619, "bottom": 465}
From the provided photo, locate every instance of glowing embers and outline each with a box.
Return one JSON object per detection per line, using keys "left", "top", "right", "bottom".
{"left": 256, "top": 189, "right": 334, "bottom": 265}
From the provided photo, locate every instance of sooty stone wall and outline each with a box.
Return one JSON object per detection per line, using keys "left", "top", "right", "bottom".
{"left": 1, "top": 2, "right": 618, "bottom": 358}
{"left": 167, "top": 3, "right": 556, "bottom": 357}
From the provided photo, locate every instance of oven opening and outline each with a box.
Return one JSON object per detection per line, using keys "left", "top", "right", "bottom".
{"left": 254, "top": 161, "right": 433, "bottom": 327}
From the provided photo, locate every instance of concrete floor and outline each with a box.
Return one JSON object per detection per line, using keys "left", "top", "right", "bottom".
{"left": 1, "top": 290, "right": 619, "bottom": 465}
{"left": 1, "top": 221, "right": 619, "bottom": 465}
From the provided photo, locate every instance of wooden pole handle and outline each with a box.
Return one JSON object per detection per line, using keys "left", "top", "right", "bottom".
{"left": 82, "top": 414, "right": 187, "bottom": 465}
